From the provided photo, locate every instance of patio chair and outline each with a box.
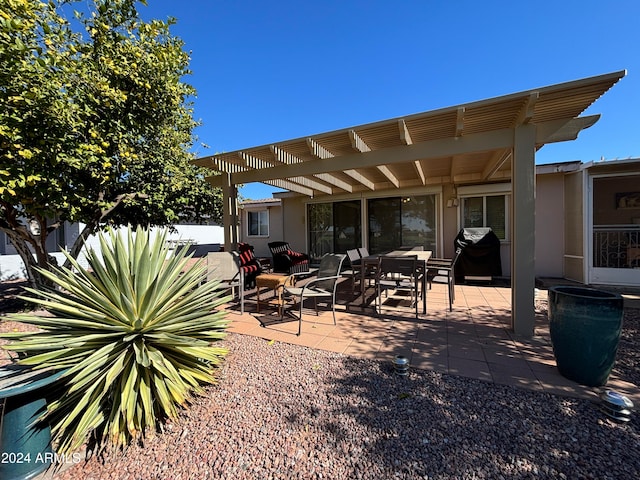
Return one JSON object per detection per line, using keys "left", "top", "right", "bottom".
{"left": 375, "top": 255, "right": 421, "bottom": 318}
{"left": 346, "top": 248, "right": 362, "bottom": 290}
{"left": 268, "top": 241, "right": 310, "bottom": 274}
{"left": 347, "top": 247, "right": 376, "bottom": 293}
{"left": 426, "top": 247, "right": 462, "bottom": 311}
{"left": 237, "top": 242, "right": 262, "bottom": 288}
{"left": 206, "top": 252, "right": 244, "bottom": 313}
{"left": 281, "top": 253, "right": 346, "bottom": 335}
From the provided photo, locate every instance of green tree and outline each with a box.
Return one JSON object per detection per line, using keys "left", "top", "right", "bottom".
{"left": 0, "top": 0, "right": 222, "bottom": 288}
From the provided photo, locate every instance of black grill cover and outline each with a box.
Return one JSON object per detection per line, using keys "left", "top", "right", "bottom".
{"left": 454, "top": 228, "right": 502, "bottom": 280}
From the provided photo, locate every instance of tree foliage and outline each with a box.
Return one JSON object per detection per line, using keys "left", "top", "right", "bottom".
{"left": 0, "top": 0, "right": 222, "bottom": 287}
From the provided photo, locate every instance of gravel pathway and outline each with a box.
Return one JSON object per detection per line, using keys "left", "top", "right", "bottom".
{"left": 0, "top": 281, "right": 638, "bottom": 479}
{"left": 53, "top": 314, "right": 638, "bottom": 479}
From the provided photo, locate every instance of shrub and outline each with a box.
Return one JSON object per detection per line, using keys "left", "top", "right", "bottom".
{"left": 1, "top": 226, "right": 229, "bottom": 454}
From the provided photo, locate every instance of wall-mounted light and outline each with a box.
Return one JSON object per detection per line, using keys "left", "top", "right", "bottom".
{"left": 446, "top": 186, "right": 459, "bottom": 208}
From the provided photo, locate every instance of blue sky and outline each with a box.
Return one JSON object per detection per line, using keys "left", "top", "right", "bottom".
{"left": 139, "top": 0, "right": 639, "bottom": 200}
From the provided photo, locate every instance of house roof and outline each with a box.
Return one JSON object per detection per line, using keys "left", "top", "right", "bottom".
{"left": 194, "top": 70, "right": 625, "bottom": 198}
{"left": 239, "top": 198, "right": 281, "bottom": 208}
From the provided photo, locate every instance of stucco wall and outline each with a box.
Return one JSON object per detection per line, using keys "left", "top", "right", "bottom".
{"left": 280, "top": 196, "right": 308, "bottom": 254}
{"left": 563, "top": 171, "right": 585, "bottom": 283}
{"left": 535, "top": 174, "right": 565, "bottom": 277}
{"left": 441, "top": 184, "right": 460, "bottom": 258}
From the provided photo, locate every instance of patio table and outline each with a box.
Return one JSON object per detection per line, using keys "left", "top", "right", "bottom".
{"left": 255, "top": 273, "right": 294, "bottom": 315}
{"left": 359, "top": 250, "right": 431, "bottom": 314}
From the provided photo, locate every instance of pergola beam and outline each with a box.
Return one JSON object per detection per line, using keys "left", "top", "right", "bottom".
{"left": 516, "top": 92, "right": 539, "bottom": 124}
{"left": 399, "top": 119, "right": 413, "bottom": 145}
{"left": 376, "top": 165, "right": 400, "bottom": 188}
{"left": 272, "top": 146, "right": 353, "bottom": 193}
{"left": 482, "top": 150, "right": 512, "bottom": 180}
{"left": 456, "top": 107, "right": 465, "bottom": 137}
{"left": 307, "top": 138, "right": 334, "bottom": 159}
{"left": 344, "top": 169, "right": 376, "bottom": 190}
{"left": 212, "top": 126, "right": 516, "bottom": 187}
{"left": 413, "top": 160, "right": 426, "bottom": 184}
{"left": 349, "top": 129, "right": 371, "bottom": 153}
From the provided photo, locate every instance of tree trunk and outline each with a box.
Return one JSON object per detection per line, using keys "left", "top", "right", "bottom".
{"left": 2, "top": 228, "right": 55, "bottom": 290}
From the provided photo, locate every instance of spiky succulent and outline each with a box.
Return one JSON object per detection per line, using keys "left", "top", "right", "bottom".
{"left": 1, "top": 226, "right": 229, "bottom": 454}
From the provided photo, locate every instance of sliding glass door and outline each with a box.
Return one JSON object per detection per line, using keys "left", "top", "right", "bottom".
{"left": 307, "top": 194, "right": 437, "bottom": 261}
{"left": 307, "top": 200, "right": 361, "bottom": 263}
{"left": 368, "top": 195, "right": 436, "bottom": 254}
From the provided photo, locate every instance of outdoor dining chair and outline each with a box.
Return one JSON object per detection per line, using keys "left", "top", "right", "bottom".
{"left": 426, "top": 247, "right": 462, "bottom": 311}
{"left": 281, "top": 253, "right": 346, "bottom": 335}
{"left": 375, "top": 255, "right": 421, "bottom": 318}
{"left": 206, "top": 252, "right": 245, "bottom": 313}
{"left": 346, "top": 248, "right": 362, "bottom": 291}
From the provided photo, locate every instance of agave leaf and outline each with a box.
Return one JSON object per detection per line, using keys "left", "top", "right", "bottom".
{"left": 142, "top": 332, "right": 210, "bottom": 347}
{"left": 54, "top": 380, "right": 104, "bottom": 433}
{"left": 152, "top": 375, "right": 179, "bottom": 418}
{"left": 120, "top": 362, "right": 139, "bottom": 435}
{"left": 139, "top": 368, "right": 155, "bottom": 427}
{"left": 164, "top": 377, "right": 188, "bottom": 406}
{"left": 132, "top": 339, "right": 151, "bottom": 367}
{"left": 104, "top": 350, "right": 130, "bottom": 387}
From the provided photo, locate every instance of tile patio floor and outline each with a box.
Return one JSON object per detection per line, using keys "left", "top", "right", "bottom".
{"left": 223, "top": 279, "right": 640, "bottom": 406}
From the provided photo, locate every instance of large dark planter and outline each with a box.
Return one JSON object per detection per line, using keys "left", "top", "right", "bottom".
{"left": 548, "top": 286, "right": 624, "bottom": 387}
{"left": 0, "top": 366, "right": 65, "bottom": 480}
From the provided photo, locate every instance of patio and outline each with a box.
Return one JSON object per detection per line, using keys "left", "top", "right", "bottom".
{"left": 223, "top": 278, "right": 640, "bottom": 406}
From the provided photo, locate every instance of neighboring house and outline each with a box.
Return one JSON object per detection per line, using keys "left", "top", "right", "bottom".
{"left": 240, "top": 158, "right": 640, "bottom": 288}
{"left": 0, "top": 222, "right": 224, "bottom": 281}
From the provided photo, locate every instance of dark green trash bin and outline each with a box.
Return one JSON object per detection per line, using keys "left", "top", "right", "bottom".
{"left": 548, "top": 286, "right": 624, "bottom": 387}
{"left": 0, "top": 365, "right": 65, "bottom": 480}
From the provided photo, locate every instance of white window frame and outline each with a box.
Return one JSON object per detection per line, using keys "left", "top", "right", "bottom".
{"left": 458, "top": 183, "right": 510, "bottom": 241}
{"left": 247, "top": 209, "right": 269, "bottom": 237}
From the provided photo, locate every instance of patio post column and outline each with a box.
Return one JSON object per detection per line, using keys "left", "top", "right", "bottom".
{"left": 221, "top": 172, "right": 239, "bottom": 252}
{"left": 511, "top": 124, "right": 536, "bottom": 337}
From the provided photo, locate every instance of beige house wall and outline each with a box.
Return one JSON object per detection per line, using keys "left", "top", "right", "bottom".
{"left": 535, "top": 174, "right": 565, "bottom": 277}
{"left": 441, "top": 184, "right": 460, "bottom": 259}
{"left": 563, "top": 171, "right": 585, "bottom": 283}
{"left": 280, "top": 197, "right": 307, "bottom": 254}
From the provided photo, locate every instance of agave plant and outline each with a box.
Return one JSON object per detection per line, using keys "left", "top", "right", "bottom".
{"left": 0, "top": 226, "right": 229, "bottom": 454}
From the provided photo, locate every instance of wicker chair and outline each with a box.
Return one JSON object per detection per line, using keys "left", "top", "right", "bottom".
{"left": 268, "top": 241, "right": 310, "bottom": 274}
{"left": 237, "top": 242, "right": 262, "bottom": 288}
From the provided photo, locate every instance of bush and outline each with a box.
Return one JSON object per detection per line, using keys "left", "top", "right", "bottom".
{"left": 1, "top": 226, "right": 229, "bottom": 454}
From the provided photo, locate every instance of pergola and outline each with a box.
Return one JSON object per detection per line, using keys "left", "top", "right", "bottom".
{"left": 194, "top": 70, "right": 626, "bottom": 337}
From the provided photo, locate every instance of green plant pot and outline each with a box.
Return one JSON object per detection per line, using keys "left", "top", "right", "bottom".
{"left": 0, "top": 366, "right": 65, "bottom": 480}
{"left": 548, "top": 286, "right": 624, "bottom": 387}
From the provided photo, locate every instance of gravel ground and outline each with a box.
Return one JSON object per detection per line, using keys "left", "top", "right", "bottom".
{"left": 0, "top": 283, "right": 638, "bottom": 479}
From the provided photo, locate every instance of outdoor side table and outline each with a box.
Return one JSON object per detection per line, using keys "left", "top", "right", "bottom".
{"left": 0, "top": 365, "right": 65, "bottom": 480}
{"left": 256, "top": 273, "right": 293, "bottom": 316}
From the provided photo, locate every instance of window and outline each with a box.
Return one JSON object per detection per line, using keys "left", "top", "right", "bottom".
{"left": 247, "top": 210, "right": 269, "bottom": 236}
{"left": 461, "top": 195, "right": 507, "bottom": 240}
{"left": 367, "top": 195, "right": 436, "bottom": 254}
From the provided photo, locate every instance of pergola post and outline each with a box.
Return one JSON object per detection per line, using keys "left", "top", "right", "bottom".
{"left": 221, "top": 173, "right": 239, "bottom": 252}
{"left": 511, "top": 124, "right": 537, "bottom": 337}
